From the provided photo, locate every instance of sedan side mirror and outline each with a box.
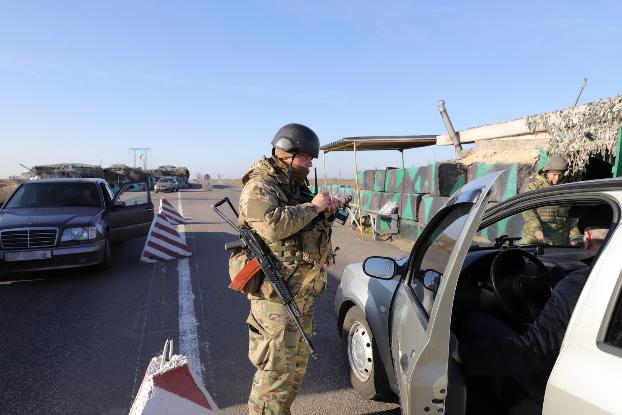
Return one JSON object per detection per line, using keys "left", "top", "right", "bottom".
{"left": 363, "top": 256, "right": 399, "bottom": 279}
{"left": 113, "top": 199, "right": 126, "bottom": 208}
{"left": 423, "top": 269, "right": 442, "bottom": 293}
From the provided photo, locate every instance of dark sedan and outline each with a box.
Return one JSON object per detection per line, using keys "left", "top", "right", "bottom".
{"left": 0, "top": 178, "right": 154, "bottom": 274}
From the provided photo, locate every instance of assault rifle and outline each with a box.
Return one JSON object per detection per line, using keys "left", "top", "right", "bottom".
{"left": 211, "top": 197, "right": 318, "bottom": 359}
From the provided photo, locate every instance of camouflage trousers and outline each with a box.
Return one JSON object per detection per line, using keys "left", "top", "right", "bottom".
{"left": 246, "top": 290, "right": 315, "bottom": 415}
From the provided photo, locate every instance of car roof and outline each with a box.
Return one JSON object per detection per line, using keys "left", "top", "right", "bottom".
{"left": 24, "top": 178, "right": 105, "bottom": 184}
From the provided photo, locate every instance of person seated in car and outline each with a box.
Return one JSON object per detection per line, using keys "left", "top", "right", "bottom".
{"left": 454, "top": 205, "right": 612, "bottom": 415}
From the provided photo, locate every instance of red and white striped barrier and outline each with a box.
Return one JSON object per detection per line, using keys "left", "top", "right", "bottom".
{"left": 140, "top": 214, "right": 192, "bottom": 263}
{"left": 159, "top": 199, "right": 185, "bottom": 225}
{"left": 130, "top": 339, "right": 219, "bottom": 415}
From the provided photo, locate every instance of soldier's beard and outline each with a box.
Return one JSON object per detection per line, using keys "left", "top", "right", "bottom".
{"left": 273, "top": 156, "right": 309, "bottom": 185}
{"left": 290, "top": 165, "right": 309, "bottom": 185}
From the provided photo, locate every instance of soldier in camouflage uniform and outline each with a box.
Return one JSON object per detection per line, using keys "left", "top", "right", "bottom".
{"left": 521, "top": 156, "right": 580, "bottom": 245}
{"left": 235, "top": 123, "right": 341, "bottom": 414}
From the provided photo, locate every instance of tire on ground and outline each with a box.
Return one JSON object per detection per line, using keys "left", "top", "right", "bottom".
{"left": 96, "top": 236, "right": 112, "bottom": 270}
{"left": 341, "top": 306, "right": 392, "bottom": 401}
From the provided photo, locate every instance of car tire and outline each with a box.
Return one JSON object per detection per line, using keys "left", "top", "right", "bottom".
{"left": 96, "top": 236, "right": 112, "bottom": 270}
{"left": 341, "top": 306, "right": 391, "bottom": 401}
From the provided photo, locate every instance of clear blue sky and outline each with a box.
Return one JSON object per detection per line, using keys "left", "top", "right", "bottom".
{"left": 1, "top": 1, "right": 621, "bottom": 179}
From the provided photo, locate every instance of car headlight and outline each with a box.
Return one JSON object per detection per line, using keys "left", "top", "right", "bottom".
{"left": 61, "top": 226, "right": 97, "bottom": 242}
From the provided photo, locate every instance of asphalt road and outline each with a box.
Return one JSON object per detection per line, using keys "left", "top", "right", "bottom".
{"left": 0, "top": 185, "right": 409, "bottom": 414}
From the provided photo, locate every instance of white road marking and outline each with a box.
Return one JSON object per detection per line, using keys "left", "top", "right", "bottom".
{"left": 176, "top": 191, "right": 205, "bottom": 380}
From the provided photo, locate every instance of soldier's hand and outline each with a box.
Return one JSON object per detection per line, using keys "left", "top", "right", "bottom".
{"left": 535, "top": 230, "right": 544, "bottom": 240}
{"left": 328, "top": 197, "right": 344, "bottom": 211}
{"left": 312, "top": 192, "right": 330, "bottom": 213}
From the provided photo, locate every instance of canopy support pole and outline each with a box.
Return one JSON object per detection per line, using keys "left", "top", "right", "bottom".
{"left": 353, "top": 141, "right": 363, "bottom": 237}
{"left": 323, "top": 151, "right": 327, "bottom": 187}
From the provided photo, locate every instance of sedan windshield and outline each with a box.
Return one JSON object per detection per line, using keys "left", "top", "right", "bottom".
{"left": 5, "top": 183, "right": 102, "bottom": 208}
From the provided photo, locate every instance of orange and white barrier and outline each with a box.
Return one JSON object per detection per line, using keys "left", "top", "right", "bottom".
{"left": 140, "top": 214, "right": 192, "bottom": 263}
{"left": 130, "top": 339, "right": 219, "bottom": 415}
{"left": 159, "top": 199, "right": 185, "bottom": 225}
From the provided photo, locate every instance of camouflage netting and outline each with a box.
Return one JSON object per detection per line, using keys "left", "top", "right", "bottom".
{"left": 152, "top": 165, "right": 190, "bottom": 178}
{"left": 104, "top": 164, "right": 151, "bottom": 183}
{"left": 527, "top": 95, "right": 622, "bottom": 174}
{"left": 32, "top": 163, "right": 105, "bottom": 179}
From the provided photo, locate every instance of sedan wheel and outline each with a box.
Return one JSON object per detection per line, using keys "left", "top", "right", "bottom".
{"left": 341, "top": 306, "right": 391, "bottom": 400}
{"left": 96, "top": 237, "right": 112, "bottom": 270}
{"left": 348, "top": 321, "right": 373, "bottom": 382}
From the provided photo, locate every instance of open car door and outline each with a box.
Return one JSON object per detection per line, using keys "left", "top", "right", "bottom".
{"left": 109, "top": 181, "right": 154, "bottom": 242}
{"left": 390, "top": 172, "right": 501, "bottom": 415}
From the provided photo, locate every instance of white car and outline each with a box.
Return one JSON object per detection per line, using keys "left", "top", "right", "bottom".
{"left": 154, "top": 177, "right": 179, "bottom": 193}
{"left": 335, "top": 172, "right": 622, "bottom": 414}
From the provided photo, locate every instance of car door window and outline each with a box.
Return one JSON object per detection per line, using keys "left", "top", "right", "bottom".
{"left": 473, "top": 203, "right": 581, "bottom": 247}
{"left": 117, "top": 182, "right": 148, "bottom": 206}
{"left": 409, "top": 203, "right": 473, "bottom": 313}
{"left": 605, "top": 283, "right": 622, "bottom": 349}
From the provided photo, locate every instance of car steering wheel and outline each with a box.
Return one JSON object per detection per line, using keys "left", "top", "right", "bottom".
{"left": 490, "top": 249, "right": 551, "bottom": 323}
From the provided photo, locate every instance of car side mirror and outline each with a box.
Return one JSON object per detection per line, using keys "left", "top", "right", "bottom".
{"left": 423, "top": 269, "right": 442, "bottom": 293}
{"left": 363, "top": 256, "right": 398, "bottom": 279}
{"left": 113, "top": 199, "right": 126, "bottom": 208}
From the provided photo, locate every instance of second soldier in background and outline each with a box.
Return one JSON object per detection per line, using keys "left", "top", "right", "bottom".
{"left": 234, "top": 123, "right": 342, "bottom": 414}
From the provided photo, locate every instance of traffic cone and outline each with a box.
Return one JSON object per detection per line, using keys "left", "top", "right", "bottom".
{"left": 159, "top": 199, "right": 185, "bottom": 224}
{"left": 130, "top": 339, "right": 219, "bottom": 414}
{"left": 140, "top": 214, "right": 192, "bottom": 263}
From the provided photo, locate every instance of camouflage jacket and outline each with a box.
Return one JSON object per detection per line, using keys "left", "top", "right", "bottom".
{"left": 237, "top": 157, "right": 332, "bottom": 300}
{"left": 521, "top": 173, "right": 579, "bottom": 244}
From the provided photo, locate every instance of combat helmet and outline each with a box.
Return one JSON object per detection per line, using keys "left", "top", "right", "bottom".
{"left": 543, "top": 155, "right": 568, "bottom": 173}
{"left": 271, "top": 123, "right": 320, "bottom": 159}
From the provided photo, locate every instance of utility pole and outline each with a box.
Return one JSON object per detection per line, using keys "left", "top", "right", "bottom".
{"left": 129, "top": 147, "right": 152, "bottom": 169}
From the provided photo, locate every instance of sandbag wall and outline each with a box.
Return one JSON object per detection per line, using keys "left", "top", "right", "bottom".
{"left": 317, "top": 161, "right": 535, "bottom": 242}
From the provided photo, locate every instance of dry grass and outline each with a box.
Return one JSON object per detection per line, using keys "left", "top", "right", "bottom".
{"left": 0, "top": 186, "right": 15, "bottom": 205}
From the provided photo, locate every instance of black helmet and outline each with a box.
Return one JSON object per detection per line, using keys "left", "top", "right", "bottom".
{"left": 271, "top": 123, "right": 320, "bottom": 159}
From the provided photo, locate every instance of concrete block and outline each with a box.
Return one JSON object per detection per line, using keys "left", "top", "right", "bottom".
{"left": 370, "top": 191, "right": 382, "bottom": 212}
{"left": 380, "top": 192, "right": 402, "bottom": 215}
{"left": 404, "top": 166, "right": 432, "bottom": 194}
{"left": 400, "top": 193, "right": 421, "bottom": 220}
{"left": 417, "top": 195, "right": 449, "bottom": 224}
{"left": 358, "top": 190, "right": 373, "bottom": 212}
{"left": 431, "top": 162, "right": 468, "bottom": 197}
{"left": 467, "top": 162, "right": 522, "bottom": 203}
{"left": 384, "top": 168, "right": 404, "bottom": 193}
{"left": 399, "top": 219, "right": 425, "bottom": 241}
{"left": 373, "top": 170, "right": 386, "bottom": 192}
{"left": 364, "top": 170, "right": 375, "bottom": 190}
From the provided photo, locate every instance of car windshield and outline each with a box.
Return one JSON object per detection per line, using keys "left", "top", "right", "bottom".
{"left": 5, "top": 182, "right": 102, "bottom": 208}
{"left": 158, "top": 178, "right": 172, "bottom": 183}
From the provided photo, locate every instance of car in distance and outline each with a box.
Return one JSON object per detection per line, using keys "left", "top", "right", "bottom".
{"left": 335, "top": 173, "right": 622, "bottom": 414}
{"left": 154, "top": 177, "right": 179, "bottom": 193}
{"left": 0, "top": 178, "right": 154, "bottom": 274}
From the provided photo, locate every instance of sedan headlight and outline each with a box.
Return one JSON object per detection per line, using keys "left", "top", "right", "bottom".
{"left": 61, "top": 226, "right": 97, "bottom": 242}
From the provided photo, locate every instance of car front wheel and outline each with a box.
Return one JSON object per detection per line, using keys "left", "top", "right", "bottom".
{"left": 96, "top": 236, "right": 112, "bottom": 270}
{"left": 341, "top": 306, "right": 391, "bottom": 400}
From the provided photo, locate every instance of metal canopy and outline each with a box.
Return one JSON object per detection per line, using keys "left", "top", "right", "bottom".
{"left": 321, "top": 135, "right": 437, "bottom": 153}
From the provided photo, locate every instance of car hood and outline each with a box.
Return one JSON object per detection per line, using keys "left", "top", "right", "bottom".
{"left": 0, "top": 207, "right": 103, "bottom": 229}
